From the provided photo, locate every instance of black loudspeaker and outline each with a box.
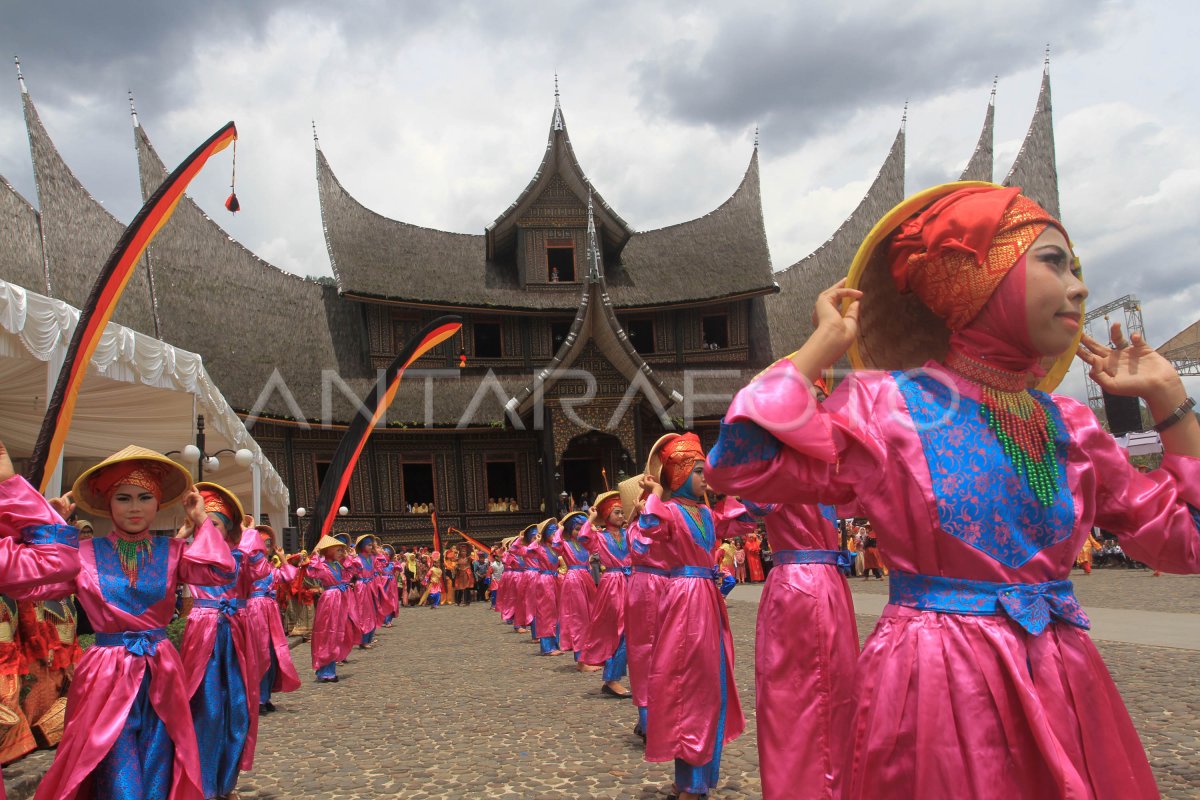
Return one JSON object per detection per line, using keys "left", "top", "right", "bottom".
{"left": 1103, "top": 391, "right": 1143, "bottom": 436}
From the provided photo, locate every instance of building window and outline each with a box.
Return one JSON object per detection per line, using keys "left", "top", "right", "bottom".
{"left": 391, "top": 316, "right": 421, "bottom": 353}
{"left": 486, "top": 461, "right": 518, "bottom": 511}
{"left": 315, "top": 461, "right": 352, "bottom": 512}
{"left": 626, "top": 318, "right": 656, "bottom": 354}
{"left": 547, "top": 244, "right": 575, "bottom": 282}
{"left": 551, "top": 320, "right": 573, "bottom": 350}
{"left": 473, "top": 321, "right": 503, "bottom": 358}
{"left": 402, "top": 462, "right": 435, "bottom": 512}
{"left": 702, "top": 314, "right": 729, "bottom": 349}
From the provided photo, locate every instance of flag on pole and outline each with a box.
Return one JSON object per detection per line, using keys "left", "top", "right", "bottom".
{"left": 431, "top": 510, "right": 441, "bottom": 554}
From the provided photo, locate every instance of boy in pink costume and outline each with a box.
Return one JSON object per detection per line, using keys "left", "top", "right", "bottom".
{"left": 577, "top": 492, "right": 633, "bottom": 696}
{"left": 306, "top": 536, "right": 360, "bottom": 682}
{"left": 551, "top": 512, "right": 596, "bottom": 661}
{"left": 0, "top": 439, "right": 80, "bottom": 800}
{"left": 351, "top": 535, "right": 380, "bottom": 648}
{"left": 624, "top": 508, "right": 669, "bottom": 743}
{"left": 716, "top": 183, "right": 1200, "bottom": 799}
{"left": 27, "top": 446, "right": 235, "bottom": 800}
{"left": 636, "top": 434, "right": 744, "bottom": 800}
{"left": 246, "top": 526, "right": 301, "bottom": 714}
{"left": 181, "top": 483, "right": 271, "bottom": 800}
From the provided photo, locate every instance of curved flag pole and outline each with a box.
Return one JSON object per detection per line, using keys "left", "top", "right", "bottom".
{"left": 26, "top": 122, "right": 239, "bottom": 493}
{"left": 306, "top": 316, "right": 462, "bottom": 549}
{"left": 447, "top": 526, "right": 492, "bottom": 555}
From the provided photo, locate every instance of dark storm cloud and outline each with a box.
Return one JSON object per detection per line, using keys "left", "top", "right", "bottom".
{"left": 633, "top": 1, "right": 1122, "bottom": 151}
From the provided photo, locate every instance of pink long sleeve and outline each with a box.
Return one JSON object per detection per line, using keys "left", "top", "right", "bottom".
{"left": 0, "top": 475, "right": 80, "bottom": 593}
{"left": 1064, "top": 398, "right": 1200, "bottom": 573}
{"left": 177, "top": 518, "right": 237, "bottom": 586}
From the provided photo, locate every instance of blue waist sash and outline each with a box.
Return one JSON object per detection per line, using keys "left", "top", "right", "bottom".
{"left": 325, "top": 583, "right": 349, "bottom": 592}
{"left": 566, "top": 565, "right": 589, "bottom": 571}
{"left": 250, "top": 590, "right": 277, "bottom": 600}
{"left": 633, "top": 566, "right": 669, "bottom": 578}
{"left": 95, "top": 627, "right": 168, "bottom": 657}
{"left": 193, "top": 597, "right": 244, "bottom": 616}
{"left": 773, "top": 549, "right": 851, "bottom": 571}
{"left": 605, "top": 566, "right": 632, "bottom": 576}
{"left": 537, "top": 569, "right": 558, "bottom": 576}
{"left": 670, "top": 565, "right": 717, "bottom": 580}
{"left": 888, "top": 571, "right": 1090, "bottom": 636}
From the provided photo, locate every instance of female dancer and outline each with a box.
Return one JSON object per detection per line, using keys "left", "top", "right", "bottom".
{"left": 552, "top": 512, "right": 595, "bottom": 662}
{"left": 637, "top": 434, "right": 744, "bottom": 800}
{"left": 28, "top": 445, "right": 235, "bottom": 800}
{"left": 246, "top": 526, "right": 301, "bottom": 715}
{"left": 711, "top": 183, "right": 1200, "bottom": 798}
{"left": 529, "top": 519, "right": 563, "bottom": 655}
{"left": 306, "top": 535, "right": 359, "bottom": 683}
{"left": 577, "top": 492, "right": 632, "bottom": 697}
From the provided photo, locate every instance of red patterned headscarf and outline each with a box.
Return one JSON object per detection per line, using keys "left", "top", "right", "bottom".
{"left": 658, "top": 433, "right": 704, "bottom": 492}
{"left": 888, "top": 186, "right": 1066, "bottom": 331}
{"left": 596, "top": 494, "right": 622, "bottom": 523}
{"left": 90, "top": 461, "right": 165, "bottom": 505}
{"left": 199, "top": 487, "right": 234, "bottom": 519}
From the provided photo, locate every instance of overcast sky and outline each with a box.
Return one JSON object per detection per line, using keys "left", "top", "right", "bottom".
{"left": 1, "top": 1, "right": 1197, "bottom": 402}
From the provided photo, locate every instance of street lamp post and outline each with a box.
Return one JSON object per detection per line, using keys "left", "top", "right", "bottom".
{"left": 168, "top": 414, "right": 254, "bottom": 485}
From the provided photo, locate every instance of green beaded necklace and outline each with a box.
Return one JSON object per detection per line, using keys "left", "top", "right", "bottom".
{"left": 945, "top": 351, "right": 1062, "bottom": 507}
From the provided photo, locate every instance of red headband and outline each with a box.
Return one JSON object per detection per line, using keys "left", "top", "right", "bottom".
{"left": 659, "top": 433, "right": 704, "bottom": 492}
{"left": 91, "top": 462, "right": 165, "bottom": 505}
{"left": 597, "top": 495, "right": 622, "bottom": 522}
{"left": 889, "top": 186, "right": 1065, "bottom": 331}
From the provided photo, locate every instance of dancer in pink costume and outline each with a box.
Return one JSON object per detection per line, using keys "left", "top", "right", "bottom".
{"left": 551, "top": 512, "right": 596, "bottom": 661}
{"left": 623, "top": 493, "right": 669, "bottom": 743}
{"left": 28, "top": 446, "right": 235, "bottom": 800}
{"left": 529, "top": 519, "right": 564, "bottom": 655}
{"left": 306, "top": 535, "right": 360, "bottom": 683}
{"left": 247, "top": 526, "right": 301, "bottom": 714}
{"left": 577, "top": 492, "right": 632, "bottom": 696}
{"left": 0, "top": 438, "right": 80, "bottom": 800}
{"left": 715, "top": 183, "right": 1200, "bottom": 799}
{"left": 635, "top": 433, "right": 744, "bottom": 800}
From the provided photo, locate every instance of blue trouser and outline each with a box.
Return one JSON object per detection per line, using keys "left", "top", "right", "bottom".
{"left": 530, "top": 619, "right": 538, "bottom": 640}
{"left": 361, "top": 629, "right": 376, "bottom": 646}
{"left": 490, "top": 590, "right": 497, "bottom": 608}
{"left": 190, "top": 618, "right": 249, "bottom": 799}
{"left": 636, "top": 705, "right": 649, "bottom": 735}
{"left": 603, "top": 636, "right": 628, "bottom": 682}
{"left": 316, "top": 661, "right": 337, "bottom": 680}
{"left": 429, "top": 592, "right": 441, "bottom": 607}
{"left": 260, "top": 646, "right": 279, "bottom": 704}
{"left": 539, "top": 623, "right": 561, "bottom": 654}
{"left": 673, "top": 626, "right": 729, "bottom": 795}
{"left": 95, "top": 668, "right": 173, "bottom": 799}
{"left": 383, "top": 613, "right": 394, "bottom": 624}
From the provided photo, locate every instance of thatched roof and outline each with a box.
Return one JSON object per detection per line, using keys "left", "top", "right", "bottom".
{"left": 1159, "top": 319, "right": 1200, "bottom": 356}
{"left": 318, "top": 132, "right": 776, "bottom": 311}
{"left": 21, "top": 88, "right": 158, "bottom": 337}
{"left": 960, "top": 93, "right": 995, "bottom": 182}
{"left": 1004, "top": 68, "right": 1060, "bottom": 220}
{"left": 134, "top": 123, "right": 374, "bottom": 423}
{"left": 765, "top": 128, "right": 906, "bottom": 360}
{"left": 0, "top": 174, "right": 46, "bottom": 294}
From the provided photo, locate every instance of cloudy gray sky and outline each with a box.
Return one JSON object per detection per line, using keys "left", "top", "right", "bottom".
{"left": 1, "top": 0, "right": 1197, "bottom": 401}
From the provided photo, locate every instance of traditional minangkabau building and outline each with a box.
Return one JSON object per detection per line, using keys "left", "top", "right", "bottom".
{"left": 0, "top": 66, "right": 1061, "bottom": 548}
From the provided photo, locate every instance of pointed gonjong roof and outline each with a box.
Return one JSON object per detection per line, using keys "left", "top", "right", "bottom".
{"left": 960, "top": 83, "right": 995, "bottom": 182}
{"left": 1004, "top": 65, "right": 1060, "bottom": 220}
{"left": 765, "top": 124, "right": 906, "bottom": 360}
{"left": 0, "top": 173, "right": 47, "bottom": 294}
{"left": 19, "top": 73, "right": 158, "bottom": 336}
{"left": 317, "top": 96, "right": 776, "bottom": 311}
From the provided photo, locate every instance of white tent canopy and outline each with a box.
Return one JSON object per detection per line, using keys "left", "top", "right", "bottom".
{"left": 0, "top": 278, "right": 289, "bottom": 533}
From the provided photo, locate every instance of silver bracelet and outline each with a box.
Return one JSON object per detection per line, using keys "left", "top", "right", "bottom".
{"left": 1151, "top": 396, "right": 1196, "bottom": 433}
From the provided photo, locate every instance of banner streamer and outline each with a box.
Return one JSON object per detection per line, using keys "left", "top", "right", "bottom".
{"left": 306, "top": 317, "right": 461, "bottom": 548}
{"left": 26, "top": 122, "right": 239, "bottom": 493}
{"left": 447, "top": 526, "right": 492, "bottom": 555}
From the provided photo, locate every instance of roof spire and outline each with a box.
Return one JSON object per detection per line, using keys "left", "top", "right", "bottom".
{"left": 753, "top": 124, "right": 759, "bottom": 148}
{"left": 14, "top": 56, "right": 26, "bottom": 94}
{"left": 900, "top": 100, "right": 908, "bottom": 133}
{"left": 1044, "top": 43, "right": 1050, "bottom": 71}
{"left": 552, "top": 72, "right": 565, "bottom": 132}
{"left": 990, "top": 75, "right": 998, "bottom": 106}
{"left": 312, "top": 119, "right": 320, "bottom": 148}
{"left": 128, "top": 91, "right": 140, "bottom": 128}
{"left": 585, "top": 181, "right": 601, "bottom": 281}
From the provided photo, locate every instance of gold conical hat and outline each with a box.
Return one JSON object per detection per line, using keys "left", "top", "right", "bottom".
{"left": 314, "top": 534, "right": 344, "bottom": 553}
{"left": 72, "top": 445, "right": 192, "bottom": 518}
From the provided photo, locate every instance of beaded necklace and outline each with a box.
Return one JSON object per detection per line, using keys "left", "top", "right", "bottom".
{"left": 112, "top": 529, "right": 154, "bottom": 587}
{"left": 944, "top": 350, "right": 1061, "bottom": 507}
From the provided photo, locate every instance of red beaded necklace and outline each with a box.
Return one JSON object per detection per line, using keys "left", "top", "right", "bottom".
{"left": 112, "top": 529, "right": 153, "bottom": 587}
{"left": 944, "top": 350, "right": 1061, "bottom": 507}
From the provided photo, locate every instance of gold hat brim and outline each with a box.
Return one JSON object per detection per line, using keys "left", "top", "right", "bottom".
{"left": 354, "top": 533, "right": 377, "bottom": 548}
{"left": 644, "top": 433, "right": 678, "bottom": 485}
{"left": 558, "top": 510, "right": 588, "bottom": 529}
{"left": 844, "top": 180, "right": 1078, "bottom": 392}
{"left": 71, "top": 445, "right": 193, "bottom": 518}
{"left": 617, "top": 476, "right": 644, "bottom": 520}
{"left": 193, "top": 482, "right": 246, "bottom": 526}
{"left": 536, "top": 517, "right": 558, "bottom": 537}
{"left": 315, "top": 534, "right": 344, "bottom": 553}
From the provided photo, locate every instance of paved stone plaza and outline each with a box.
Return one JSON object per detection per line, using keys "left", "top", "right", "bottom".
{"left": 5, "top": 570, "right": 1199, "bottom": 799}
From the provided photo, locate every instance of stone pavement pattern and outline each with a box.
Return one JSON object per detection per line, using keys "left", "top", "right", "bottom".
{"left": 4, "top": 570, "right": 1198, "bottom": 798}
